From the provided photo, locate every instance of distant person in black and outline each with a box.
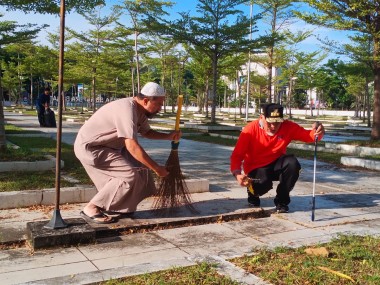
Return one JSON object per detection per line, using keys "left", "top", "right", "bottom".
{"left": 36, "top": 87, "right": 51, "bottom": 127}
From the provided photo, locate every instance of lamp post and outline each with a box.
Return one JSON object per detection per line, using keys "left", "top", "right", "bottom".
{"left": 288, "top": 76, "right": 297, "bottom": 119}
{"left": 245, "top": 2, "right": 253, "bottom": 121}
{"left": 131, "top": 67, "right": 135, "bottom": 97}
{"left": 115, "top": 77, "right": 118, "bottom": 99}
{"left": 92, "top": 60, "right": 96, "bottom": 111}
{"left": 80, "top": 84, "right": 85, "bottom": 114}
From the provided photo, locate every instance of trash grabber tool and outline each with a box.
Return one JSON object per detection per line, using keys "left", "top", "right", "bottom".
{"left": 311, "top": 134, "right": 318, "bottom": 221}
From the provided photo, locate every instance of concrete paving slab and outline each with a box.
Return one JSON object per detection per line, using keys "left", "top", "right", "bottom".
{"left": 0, "top": 247, "right": 86, "bottom": 274}
{"left": 223, "top": 217, "right": 307, "bottom": 237}
{"left": 92, "top": 247, "right": 190, "bottom": 270}
{"left": 258, "top": 227, "right": 332, "bottom": 248}
{"left": 23, "top": 257, "right": 195, "bottom": 285}
{"left": 180, "top": 236, "right": 264, "bottom": 259}
{"left": 0, "top": 208, "right": 52, "bottom": 244}
{"left": 79, "top": 232, "right": 176, "bottom": 260}
{"left": 155, "top": 223, "right": 247, "bottom": 247}
{"left": 0, "top": 261, "right": 97, "bottom": 285}
{"left": 321, "top": 218, "right": 380, "bottom": 237}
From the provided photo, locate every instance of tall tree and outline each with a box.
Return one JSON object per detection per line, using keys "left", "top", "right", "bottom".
{"left": 0, "top": 0, "right": 104, "bottom": 14}
{"left": 144, "top": 35, "right": 177, "bottom": 112}
{"left": 346, "top": 72, "right": 368, "bottom": 120}
{"left": 255, "top": 0, "right": 294, "bottom": 103}
{"left": 322, "top": 33, "right": 374, "bottom": 126}
{"left": 0, "top": 0, "right": 104, "bottom": 149}
{"left": 116, "top": 0, "right": 173, "bottom": 92}
{"left": 277, "top": 29, "right": 325, "bottom": 117}
{"left": 0, "top": 15, "right": 43, "bottom": 151}
{"left": 66, "top": 6, "right": 119, "bottom": 111}
{"left": 151, "top": 0, "right": 264, "bottom": 123}
{"left": 220, "top": 52, "right": 247, "bottom": 115}
{"left": 296, "top": 0, "right": 380, "bottom": 140}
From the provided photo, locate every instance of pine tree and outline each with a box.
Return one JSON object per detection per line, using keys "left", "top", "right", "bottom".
{"left": 297, "top": 0, "right": 380, "bottom": 139}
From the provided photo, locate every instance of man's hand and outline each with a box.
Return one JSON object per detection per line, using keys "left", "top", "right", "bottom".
{"left": 169, "top": 130, "right": 182, "bottom": 141}
{"left": 312, "top": 121, "right": 325, "bottom": 137}
{"left": 154, "top": 165, "right": 169, "bottom": 177}
{"left": 235, "top": 174, "right": 251, "bottom": 187}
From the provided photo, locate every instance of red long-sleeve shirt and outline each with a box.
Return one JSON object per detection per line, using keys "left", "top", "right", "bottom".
{"left": 230, "top": 119, "right": 323, "bottom": 175}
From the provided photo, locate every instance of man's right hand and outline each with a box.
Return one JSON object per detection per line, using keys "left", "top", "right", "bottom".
{"left": 236, "top": 174, "right": 250, "bottom": 187}
{"left": 154, "top": 165, "right": 169, "bottom": 177}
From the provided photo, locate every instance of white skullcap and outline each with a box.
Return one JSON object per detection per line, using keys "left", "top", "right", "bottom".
{"left": 140, "top": 82, "right": 165, "bottom": 97}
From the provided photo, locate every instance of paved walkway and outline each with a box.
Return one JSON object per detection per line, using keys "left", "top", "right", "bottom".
{"left": 0, "top": 110, "right": 380, "bottom": 285}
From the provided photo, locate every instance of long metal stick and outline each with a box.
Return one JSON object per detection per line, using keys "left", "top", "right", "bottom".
{"left": 311, "top": 135, "right": 318, "bottom": 221}
{"left": 45, "top": 0, "right": 67, "bottom": 229}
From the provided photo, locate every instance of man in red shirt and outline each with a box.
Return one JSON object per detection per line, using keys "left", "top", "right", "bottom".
{"left": 230, "top": 103, "right": 325, "bottom": 213}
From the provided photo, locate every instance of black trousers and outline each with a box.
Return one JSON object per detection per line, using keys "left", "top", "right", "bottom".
{"left": 247, "top": 154, "right": 301, "bottom": 205}
{"left": 37, "top": 107, "right": 45, "bottom": 126}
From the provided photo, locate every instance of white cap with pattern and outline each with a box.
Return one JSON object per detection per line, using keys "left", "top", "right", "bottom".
{"left": 140, "top": 82, "right": 165, "bottom": 97}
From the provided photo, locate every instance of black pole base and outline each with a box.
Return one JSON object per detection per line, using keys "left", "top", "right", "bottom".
{"left": 44, "top": 209, "right": 68, "bottom": 229}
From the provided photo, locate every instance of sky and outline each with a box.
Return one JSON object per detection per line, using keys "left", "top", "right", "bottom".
{"left": 0, "top": 1, "right": 352, "bottom": 63}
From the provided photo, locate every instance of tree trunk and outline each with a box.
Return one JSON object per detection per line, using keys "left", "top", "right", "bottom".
{"left": 354, "top": 96, "right": 359, "bottom": 117}
{"left": 366, "top": 80, "right": 371, "bottom": 127}
{"left": 211, "top": 54, "right": 218, "bottom": 124}
{"left": 205, "top": 79, "right": 209, "bottom": 118}
{"left": 197, "top": 88, "right": 203, "bottom": 113}
{"left": 0, "top": 70, "right": 6, "bottom": 151}
{"left": 30, "top": 73, "right": 34, "bottom": 110}
{"left": 238, "top": 77, "right": 242, "bottom": 115}
{"left": 372, "top": 39, "right": 380, "bottom": 140}
{"left": 372, "top": 67, "right": 380, "bottom": 139}
{"left": 288, "top": 79, "right": 292, "bottom": 118}
{"left": 170, "top": 62, "right": 174, "bottom": 113}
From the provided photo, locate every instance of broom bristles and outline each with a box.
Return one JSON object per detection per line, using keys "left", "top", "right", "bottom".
{"left": 153, "top": 148, "right": 197, "bottom": 214}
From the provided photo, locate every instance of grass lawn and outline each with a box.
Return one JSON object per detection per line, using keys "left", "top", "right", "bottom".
{"left": 231, "top": 235, "right": 380, "bottom": 285}
{"left": 0, "top": 125, "right": 92, "bottom": 192}
{"left": 98, "top": 262, "right": 240, "bottom": 285}
{"left": 0, "top": 146, "right": 46, "bottom": 162}
{"left": 96, "top": 235, "right": 379, "bottom": 285}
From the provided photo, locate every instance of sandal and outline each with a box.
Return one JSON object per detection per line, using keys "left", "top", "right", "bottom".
{"left": 102, "top": 211, "right": 135, "bottom": 218}
{"left": 80, "top": 211, "right": 115, "bottom": 224}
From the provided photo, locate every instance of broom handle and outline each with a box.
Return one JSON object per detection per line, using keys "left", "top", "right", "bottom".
{"left": 175, "top": 95, "right": 183, "bottom": 132}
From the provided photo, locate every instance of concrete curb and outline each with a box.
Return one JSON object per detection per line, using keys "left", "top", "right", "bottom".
{"left": 341, "top": 156, "right": 380, "bottom": 171}
{"left": 0, "top": 186, "right": 95, "bottom": 209}
{"left": 184, "top": 123, "right": 241, "bottom": 131}
{"left": 325, "top": 142, "right": 380, "bottom": 156}
{"left": 0, "top": 177, "right": 209, "bottom": 209}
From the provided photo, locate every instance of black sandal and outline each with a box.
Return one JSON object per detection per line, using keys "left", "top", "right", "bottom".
{"left": 80, "top": 211, "right": 115, "bottom": 224}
